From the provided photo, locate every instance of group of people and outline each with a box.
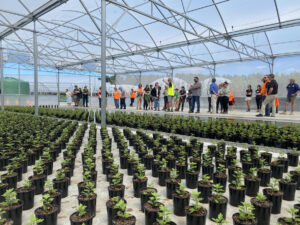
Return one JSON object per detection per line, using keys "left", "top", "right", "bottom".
{"left": 244, "top": 75, "right": 299, "bottom": 117}
{"left": 65, "top": 85, "right": 89, "bottom": 108}
{"left": 111, "top": 77, "right": 203, "bottom": 113}
{"left": 67, "top": 75, "right": 299, "bottom": 117}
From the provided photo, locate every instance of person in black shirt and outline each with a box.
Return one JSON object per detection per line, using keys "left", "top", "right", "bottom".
{"left": 255, "top": 85, "right": 262, "bottom": 112}
{"left": 178, "top": 86, "right": 186, "bottom": 112}
{"left": 257, "top": 74, "right": 278, "bottom": 117}
{"left": 245, "top": 85, "right": 252, "bottom": 112}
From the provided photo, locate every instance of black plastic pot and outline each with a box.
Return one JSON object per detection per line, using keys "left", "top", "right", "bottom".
{"left": 242, "top": 162, "right": 253, "bottom": 175}
{"left": 232, "top": 212, "right": 257, "bottom": 225}
{"left": 120, "top": 155, "right": 128, "bottom": 169}
{"left": 13, "top": 166, "right": 22, "bottom": 182}
{"left": 229, "top": 185, "right": 246, "bottom": 207}
{"left": 106, "top": 198, "right": 127, "bottom": 225}
{"left": 48, "top": 191, "right": 62, "bottom": 214}
{"left": 143, "top": 156, "right": 154, "bottom": 170}
{"left": 261, "top": 152, "right": 272, "bottom": 165}
{"left": 144, "top": 202, "right": 161, "bottom": 225}
{"left": 133, "top": 178, "right": 147, "bottom": 198}
{"left": 158, "top": 169, "right": 170, "bottom": 186}
{"left": 53, "top": 178, "right": 69, "bottom": 198}
{"left": 279, "top": 158, "right": 289, "bottom": 173}
{"left": 287, "top": 152, "right": 299, "bottom": 167}
{"left": 228, "top": 166, "right": 240, "bottom": 183}
{"left": 78, "top": 193, "right": 97, "bottom": 216}
{"left": 251, "top": 198, "right": 272, "bottom": 225}
{"left": 291, "top": 171, "right": 300, "bottom": 190}
{"left": 176, "top": 164, "right": 187, "bottom": 179}
{"left": 244, "top": 177, "right": 260, "bottom": 197}
{"left": 166, "top": 179, "right": 180, "bottom": 199}
{"left": 185, "top": 208, "right": 207, "bottom": 225}
{"left": 167, "top": 157, "right": 176, "bottom": 169}
{"left": 70, "top": 211, "right": 93, "bottom": 225}
{"left": 173, "top": 193, "right": 190, "bottom": 216}
{"left": 0, "top": 200, "right": 23, "bottom": 225}
{"left": 186, "top": 171, "right": 199, "bottom": 189}
{"left": 140, "top": 188, "right": 157, "bottom": 212}
{"left": 271, "top": 164, "right": 284, "bottom": 179}
{"left": 263, "top": 188, "right": 283, "bottom": 214}
{"left": 35, "top": 206, "right": 58, "bottom": 225}
{"left": 112, "top": 216, "right": 136, "bottom": 225}
{"left": 226, "top": 155, "right": 237, "bottom": 167}
{"left": 3, "top": 173, "right": 18, "bottom": 189}
{"left": 202, "top": 164, "right": 214, "bottom": 180}
{"left": 190, "top": 158, "right": 201, "bottom": 172}
{"left": 16, "top": 187, "right": 35, "bottom": 210}
{"left": 0, "top": 183, "right": 8, "bottom": 202}
{"left": 108, "top": 185, "right": 125, "bottom": 198}
{"left": 30, "top": 175, "right": 46, "bottom": 195}
{"left": 208, "top": 196, "right": 228, "bottom": 221}
{"left": 213, "top": 173, "right": 227, "bottom": 193}
{"left": 127, "top": 161, "right": 137, "bottom": 176}
{"left": 257, "top": 169, "right": 271, "bottom": 187}
{"left": 152, "top": 162, "right": 160, "bottom": 177}
{"left": 279, "top": 180, "right": 297, "bottom": 201}
{"left": 198, "top": 182, "right": 212, "bottom": 203}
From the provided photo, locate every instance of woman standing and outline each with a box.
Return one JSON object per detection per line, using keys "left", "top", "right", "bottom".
{"left": 163, "top": 86, "right": 168, "bottom": 111}
{"left": 245, "top": 85, "right": 253, "bottom": 112}
{"left": 163, "top": 78, "right": 174, "bottom": 112}
{"left": 174, "top": 88, "right": 179, "bottom": 111}
{"left": 255, "top": 85, "right": 262, "bottom": 112}
{"left": 66, "top": 89, "right": 72, "bottom": 108}
{"left": 222, "top": 82, "right": 230, "bottom": 114}
{"left": 143, "top": 85, "right": 151, "bottom": 110}
{"left": 136, "top": 84, "right": 143, "bottom": 110}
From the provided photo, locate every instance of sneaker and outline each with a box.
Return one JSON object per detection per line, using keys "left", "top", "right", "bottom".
{"left": 256, "top": 114, "right": 263, "bottom": 117}
{"left": 290, "top": 112, "right": 294, "bottom": 115}
{"left": 271, "top": 115, "right": 275, "bottom": 117}
{"left": 196, "top": 111, "right": 200, "bottom": 113}
{"left": 280, "top": 111, "right": 287, "bottom": 115}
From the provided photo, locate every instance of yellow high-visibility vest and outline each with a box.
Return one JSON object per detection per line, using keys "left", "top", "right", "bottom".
{"left": 167, "top": 83, "right": 174, "bottom": 96}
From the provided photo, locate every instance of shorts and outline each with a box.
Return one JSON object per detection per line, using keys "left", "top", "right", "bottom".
{"left": 168, "top": 96, "right": 174, "bottom": 102}
{"left": 229, "top": 101, "right": 233, "bottom": 106}
{"left": 245, "top": 97, "right": 252, "bottom": 101}
{"left": 287, "top": 96, "right": 296, "bottom": 103}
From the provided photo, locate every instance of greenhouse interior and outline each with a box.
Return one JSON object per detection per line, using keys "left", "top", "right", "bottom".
{"left": 0, "top": 0, "right": 300, "bottom": 225}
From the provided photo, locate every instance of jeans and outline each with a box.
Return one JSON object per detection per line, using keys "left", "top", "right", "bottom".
{"left": 222, "top": 96, "right": 229, "bottom": 113}
{"left": 82, "top": 96, "right": 88, "bottom": 107}
{"left": 114, "top": 99, "right": 119, "bottom": 109}
{"left": 163, "top": 96, "right": 168, "bottom": 110}
{"left": 98, "top": 98, "right": 101, "bottom": 108}
{"left": 208, "top": 96, "right": 211, "bottom": 112}
{"left": 178, "top": 97, "right": 185, "bottom": 111}
{"left": 130, "top": 98, "right": 134, "bottom": 106}
{"left": 154, "top": 98, "right": 160, "bottom": 110}
{"left": 256, "top": 96, "right": 262, "bottom": 110}
{"left": 120, "top": 98, "right": 126, "bottom": 109}
{"left": 191, "top": 96, "right": 200, "bottom": 112}
{"left": 217, "top": 96, "right": 223, "bottom": 113}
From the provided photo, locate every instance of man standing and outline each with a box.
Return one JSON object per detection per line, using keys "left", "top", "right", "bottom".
{"left": 151, "top": 82, "right": 160, "bottom": 111}
{"left": 261, "top": 76, "right": 270, "bottom": 116}
{"left": 97, "top": 87, "right": 102, "bottom": 108}
{"left": 82, "top": 86, "right": 89, "bottom": 107}
{"left": 120, "top": 88, "right": 126, "bottom": 109}
{"left": 113, "top": 87, "right": 120, "bottom": 109}
{"left": 210, "top": 78, "right": 219, "bottom": 114}
{"left": 257, "top": 74, "right": 278, "bottom": 117}
{"left": 72, "top": 85, "right": 79, "bottom": 106}
{"left": 281, "top": 79, "right": 299, "bottom": 115}
{"left": 207, "top": 83, "right": 212, "bottom": 113}
{"left": 189, "top": 77, "right": 202, "bottom": 113}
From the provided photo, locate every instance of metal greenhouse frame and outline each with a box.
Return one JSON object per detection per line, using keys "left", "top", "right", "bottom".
{"left": 0, "top": 0, "right": 300, "bottom": 125}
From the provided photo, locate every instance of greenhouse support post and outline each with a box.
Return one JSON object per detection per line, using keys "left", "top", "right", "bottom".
{"left": 101, "top": 0, "right": 107, "bottom": 126}
{"left": 0, "top": 40, "right": 3, "bottom": 111}
{"left": 57, "top": 68, "right": 60, "bottom": 107}
{"left": 18, "top": 63, "right": 20, "bottom": 103}
{"left": 33, "top": 21, "right": 38, "bottom": 115}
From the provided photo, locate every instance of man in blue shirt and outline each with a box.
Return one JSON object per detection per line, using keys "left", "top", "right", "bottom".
{"left": 210, "top": 78, "right": 219, "bottom": 114}
{"left": 281, "top": 79, "right": 299, "bottom": 115}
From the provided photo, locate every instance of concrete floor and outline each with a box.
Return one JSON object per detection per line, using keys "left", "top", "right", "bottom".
{"left": 16, "top": 124, "right": 299, "bottom": 225}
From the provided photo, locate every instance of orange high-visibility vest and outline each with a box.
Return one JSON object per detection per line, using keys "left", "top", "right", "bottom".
{"left": 229, "top": 90, "right": 234, "bottom": 102}
{"left": 261, "top": 81, "right": 270, "bottom": 96}
{"left": 97, "top": 89, "right": 101, "bottom": 98}
{"left": 275, "top": 97, "right": 279, "bottom": 107}
{"left": 121, "top": 91, "right": 126, "bottom": 98}
{"left": 130, "top": 91, "right": 135, "bottom": 98}
{"left": 113, "top": 90, "right": 119, "bottom": 99}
